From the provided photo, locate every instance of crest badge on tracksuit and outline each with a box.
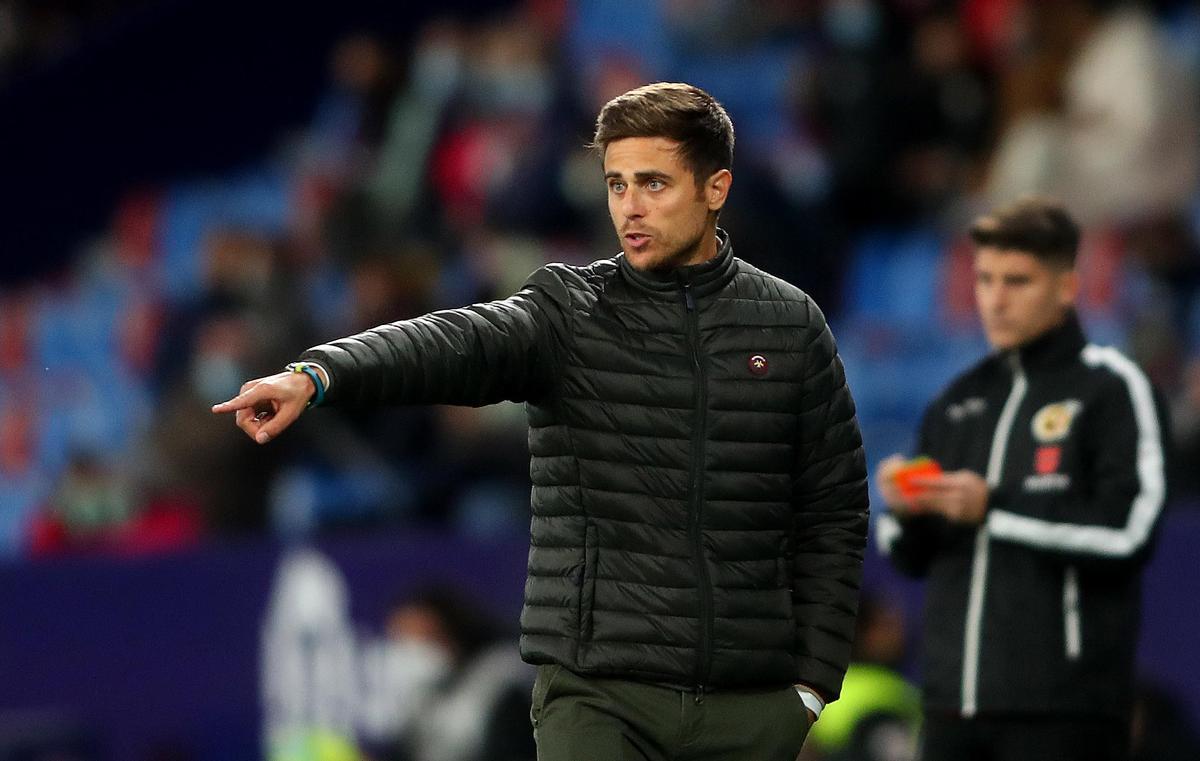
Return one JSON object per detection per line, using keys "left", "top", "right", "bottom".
{"left": 1031, "top": 400, "right": 1083, "bottom": 443}
{"left": 1029, "top": 400, "right": 1082, "bottom": 483}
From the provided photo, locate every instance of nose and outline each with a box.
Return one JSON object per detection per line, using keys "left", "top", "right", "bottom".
{"left": 991, "top": 285, "right": 1010, "bottom": 312}
{"left": 620, "top": 187, "right": 646, "bottom": 220}
{"left": 979, "top": 282, "right": 1004, "bottom": 313}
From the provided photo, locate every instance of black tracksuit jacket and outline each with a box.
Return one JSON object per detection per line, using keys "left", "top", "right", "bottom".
{"left": 878, "top": 314, "right": 1168, "bottom": 719}
{"left": 301, "top": 232, "right": 870, "bottom": 699}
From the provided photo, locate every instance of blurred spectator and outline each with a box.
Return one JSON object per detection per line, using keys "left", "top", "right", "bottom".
{"left": 29, "top": 451, "right": 137, "bottom": 548}
{"left": 137, "top": 308, "right": 293, "bottom": 534}
{"left": 367, "top": 19, "right": 469, "bottom": 226}
{"left": 806, "top": 594, "right": 921, "bottom": 761}
{"left": 890, "top": 8, "right": 993, "bottom": 218}
{"left": 311, "top": 33, "right": 399, "bottom": 166}
{"left": 987, "top": 0, "right": 1199, "bottom": 226}
{"left": 374, "top": 586, "right": 534, "bottom": 761}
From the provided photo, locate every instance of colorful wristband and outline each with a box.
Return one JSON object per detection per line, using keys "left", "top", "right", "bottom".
{"left": 286, "top": 362, "right": 325, "bottom": 408}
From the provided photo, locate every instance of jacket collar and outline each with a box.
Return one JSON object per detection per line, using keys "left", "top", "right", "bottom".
{"left": 617, "top": 228, "right": 738, "bottom": 300}
{"left": 1005, "top": 310, "right": 1088, "bottom": 370}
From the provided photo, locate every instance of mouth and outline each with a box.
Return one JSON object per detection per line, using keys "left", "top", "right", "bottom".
{"left": 624, "top": 232, "right": 651, "bottom": 250}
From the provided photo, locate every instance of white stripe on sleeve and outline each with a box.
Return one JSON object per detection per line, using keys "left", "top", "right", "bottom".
{"left": 986, "top": 345, "right": 1165, "bottom": 558}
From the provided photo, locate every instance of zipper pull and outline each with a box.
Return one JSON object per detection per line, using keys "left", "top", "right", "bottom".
{"left": 694, "top": 685, "right": 705, "bottom": 704}
{"left": 682, "top": 282, "right": 695, "bottom": 312}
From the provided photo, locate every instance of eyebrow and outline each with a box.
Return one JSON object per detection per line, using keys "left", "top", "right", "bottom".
{"left": 605, "top": 170, "right": 671, "bottom": 181}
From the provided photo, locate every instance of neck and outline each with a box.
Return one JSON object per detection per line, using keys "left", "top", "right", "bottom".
{"left": 1006, "top": 310, "right": 1086, "bottom": 366}
{"left": 682, "top": 225, "right": 720, "bottom": 268}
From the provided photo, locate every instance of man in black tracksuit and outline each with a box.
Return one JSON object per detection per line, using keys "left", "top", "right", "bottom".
{"left": 215, "top": 83, "right": 870, "bottom": 760}
{"left": 875, "top": 198, "right": 1168, "bottom": 761}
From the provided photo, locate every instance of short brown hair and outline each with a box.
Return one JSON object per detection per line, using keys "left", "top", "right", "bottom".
{"left": 969, "top": 196, "right": 1080, "bottom": 268}
{"left": 590, "top": 82, "right": 734, "bottom": 185}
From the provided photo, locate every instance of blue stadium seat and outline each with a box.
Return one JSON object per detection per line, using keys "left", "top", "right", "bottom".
{"left": 842, "top": 228, "right": 947, "bottom": 328}
{"left": 567, "top": 0, "right": 671, "bottom": 77}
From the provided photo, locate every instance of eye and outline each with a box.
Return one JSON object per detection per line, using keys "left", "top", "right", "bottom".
{"left": 647, "top": 178, "right": 664, "bottom": 191}
{"left": 609, "top": 180, "right": 626, "bottom": 194}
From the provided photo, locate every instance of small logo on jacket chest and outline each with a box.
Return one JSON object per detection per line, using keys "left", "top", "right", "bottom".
{"left": 947, "top": 397, "right": 987, "bottom": 422}
{"left": 748, "top": 354, "right": 769, "bottom": 376}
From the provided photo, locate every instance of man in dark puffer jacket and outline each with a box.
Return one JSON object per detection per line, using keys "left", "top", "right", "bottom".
{"left": 215, "top": 82, "right": 869, "bottom": 761}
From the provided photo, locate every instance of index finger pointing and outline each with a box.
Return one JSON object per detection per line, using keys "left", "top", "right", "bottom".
{"left": 212, "top": 389, "right": 259, "bottom": 414}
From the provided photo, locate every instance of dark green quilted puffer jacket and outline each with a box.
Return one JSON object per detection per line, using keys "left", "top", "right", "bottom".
{"left": 301, "top": 232, "right": 869, "bottom": 699}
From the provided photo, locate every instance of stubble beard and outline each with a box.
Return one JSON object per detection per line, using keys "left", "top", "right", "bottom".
{"left": 645, "top": 225, "right": 708, "bottom": 273}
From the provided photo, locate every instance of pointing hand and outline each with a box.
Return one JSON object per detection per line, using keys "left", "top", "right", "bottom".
{"left": 211, "top": 370, "right": 317, "bottom": 444}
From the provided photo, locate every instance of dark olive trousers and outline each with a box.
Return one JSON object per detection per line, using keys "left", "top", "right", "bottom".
{"left": 530, "top": 665, "right": 812, "bottom": 761}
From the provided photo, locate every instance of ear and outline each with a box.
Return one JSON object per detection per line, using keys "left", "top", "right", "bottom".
{"left": 1056, "top": 268, "right": 1080, "bottom": 308}
{"left": 705, "top": 169, "right": 732, "bottom": 212}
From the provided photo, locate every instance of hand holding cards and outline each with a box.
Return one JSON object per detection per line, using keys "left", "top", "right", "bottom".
{"left": 890, "top": 456, "right": 943, "bottom": 500}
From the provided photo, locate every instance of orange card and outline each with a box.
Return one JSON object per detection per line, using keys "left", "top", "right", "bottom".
{"left": 891, "top": 456, "right": 943, "bottom": 499}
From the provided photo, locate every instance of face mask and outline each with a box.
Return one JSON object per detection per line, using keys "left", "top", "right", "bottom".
{"left": 358, "top": 638, "right": 452, "bottom": 740}
{"left": 413, "top": 46, "right": 464, "bottom": 99}
{"left": 191, "top": 353, "right": 245, "bottom": 401}
{"left": 382, "top": 638, "right": 453, "bottom": 684}
{"left": 469, "top": 65, "right": 553, "bottom": 115}
{"left": 823, "top": 0, "right": 881, "bottom": 50}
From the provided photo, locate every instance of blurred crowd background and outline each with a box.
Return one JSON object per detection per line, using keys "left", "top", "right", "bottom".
{"left": 1, "top": 0, "right": 1199, "bottom": 759}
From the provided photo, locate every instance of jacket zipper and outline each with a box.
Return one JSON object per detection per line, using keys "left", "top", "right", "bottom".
{"left": 961, "top": 352, "right": 1027, "bottom": 717}
{"left": 1063, "top": 566, "right": 1082, "bottom": 661}
{"left": 681, "top": 280, "right": 713, "bottom": 693}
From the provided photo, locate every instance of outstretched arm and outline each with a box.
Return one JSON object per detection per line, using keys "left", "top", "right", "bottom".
{"left": 212, "top": 266, "right": 571, "bottom": 444}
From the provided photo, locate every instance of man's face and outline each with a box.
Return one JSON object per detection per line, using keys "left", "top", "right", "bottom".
{"left": 974, "top": 246, "right": 1078, "bottom": 351}
{"left": 603, "top": 136, "right": 730, "bottom": 272}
